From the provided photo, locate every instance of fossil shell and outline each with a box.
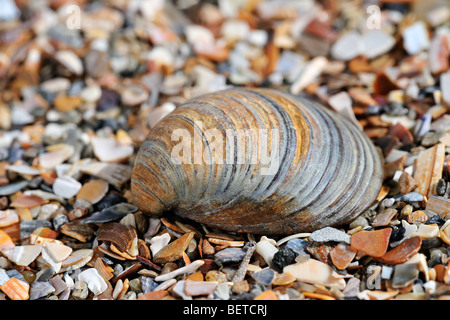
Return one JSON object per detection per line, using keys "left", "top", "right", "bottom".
{"left": 131, "top": 88, "right": 382, "bottom": 235}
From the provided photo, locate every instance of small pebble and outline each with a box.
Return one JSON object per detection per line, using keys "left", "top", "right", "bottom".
{"left": 285, "top": 238, "right": 309, "bottom": 255}
{"left": 309, "top": 227, "right": 351, "bottom": 244}
{"left": 436, "top": 179, "right": 447, "bottom": 196}
{"left": 72, "top": 281, "right": 89, "bottom": 300}
{"left": 232, "top": 280, "right": 250, "bottom": 295}
{"left": 272, "top": 247, "right": 297, "bottom": 272}
{"left": 214, "top": 248, "right": 246, "bottom": 265}
{"left": 250, "top": 268, "right": 275, "bottom": 286}
{"left": 401, "top": 192, "right": 424, "bottom": 203}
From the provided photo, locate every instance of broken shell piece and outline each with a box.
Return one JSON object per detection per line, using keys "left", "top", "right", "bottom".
{"left": 327, "top": 91, "right": 362, "bottom": 131}
{"left": 78, "top": 268, "right": 108, "bottom": 296}
{"left": 53, "top": 175, "right": 82, "bottom": 199}
{"left": 362, "top": 30, "right": 396, "bottom": 60}
{"left": 0, "top": 277, "right": 30, "bottom": 300}
{"left": 60, "top": 223, "right": 95, "bottom": 242}
{"left": 154, "top": 260, "right": 205, "bottom": 282}
{"left": 97, "top": 242, "right": 126, "bottom": 261}
{"left": 413, "top": 143, "right": 445, "bottom": 197}
{"left": 81, "top": 203, "right": 137, "bottom": 224}
{"left": 121, "top": 83, "right": 149, "bottom": 107}
{"left": 331, "top": 30, "right": 363, "bottom": 61}
{"left": 24, "top": 190, "right": 64, "bottom": 203}
{"left": 255, "top": 236, "right": 279, "bottom": 268}
{"left": 429, "top": 34, "right": 449, "bottom": 75}
{"left": 0, "top": 229, "right": 14, "bottom": 249}
{"left": 110, "top": 242, "right": 137, "bottom": 260}
{"left": 153, "top": 232, "right": 195, "bottom": 264}
{"left": 283, "top": 259, "right": 346, "bottom": 290}
{"left": 207, "top": 238, "right": 245, "bottom": 247}
{"left": 1, "top": 245, "right": 42, "bottom": 266}
{"left": 149, "top": 233, "right": 171, "bottom": 256}
{"left": 91, "top": 137, "right": 134, "bottom": 163}
{"left": 148, "top": 102, "right": 176, "bottom": 128}
{"left": 366, "top": 289, "right": 399, "bottom": 300}
{"left": 412, "top": 224, "right": 440, "bottom": 239}
{"left": 94, "top": 257, "right": 114, "bottom": 281}
{"left": 440, "top": 220, "right": 450, "bottom": 245}
{"left": 402, "top": 21, "right": 430, "bottom": 55}
{"left": 7, "top": 165, "right": 40, "bottom": 177}
{"left": 0, "top": 209, "right": 19, "bottom": 227}
{"left": 50, "top": 275, "right": 68, "bottom": 296}
{"left": 112, "top": 278, "right": 129, "bottom": 300}
{"left": 43, "top": 242, "right": 73, "bottom": 263}
{"left": 76, "top": 179, "right": 109, "bottom": 204}
{"left": 38, "top": 145, "right": 75, "bottom": 169}
{"left": 54, "top": 50, "right": 83, "bottom": 75}
{"left": 290, "top": 56, "right": 328, "bottom": 94}
{"left": 79, "top": 161, "right": 132, "bottom": 188}
{"left": 97, "top": 222, "right": 137, "bottom": 253}
{"left": 29, "top": 226, "right": 60, "bottom": 244}
{"left": 0, "top": 180, "right": 29, "bottom": 196}
{"left": 61, "top": 249, "right": 94, "bottom": 270}
{"left": 29, "top": 280, "right": 56, "bottom": 300}
{"left": 184, "top": 279, "right": 218, "bottom": 297}
{"left": 10, "top": 195, "right": 47, "bottom": 209}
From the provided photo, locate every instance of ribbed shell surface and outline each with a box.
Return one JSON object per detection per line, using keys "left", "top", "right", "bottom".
{"left": 131, "top": 88, "right": 383, "bottom": 235}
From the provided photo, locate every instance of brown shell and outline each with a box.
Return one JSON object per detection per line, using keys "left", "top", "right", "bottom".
{"left": 97, "top": 222, "right": 137, "bottom": 252}
{"left": 131, "top": 88, "right": 383, "bottom": 235}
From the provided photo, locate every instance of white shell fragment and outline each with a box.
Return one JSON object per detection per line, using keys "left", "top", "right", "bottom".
{"left": 331, "top": 30, "right": 364, "bottom": 61}
{"left": 43, "top": 243, "right": 73, "bottom": 263}
{"left": 78, "top": 268, "right": 108, "bottom": 296}
{"left": 1, "top": 245, "right": 43, "bottom": 266}
{"left": 38, "top": 145, "right": 75, "bottom": 169}
{"left": 290, "top": 56, "right": 328, "bottom": 94}
{"left": 154, "top": 260, "right": 205, "bottom": 282}
{"left": 53, "top": 175, "right": 82, "bottom": 199}
{"left": 362, "top": 30, "right": 396, "bottom": 59}
{"left": 149, "top": 233, "right": 171, "bottom": 256}
{"left": 327, "top": 91, "right": 363, "bottom": 131}
{"left": 7, "top": 165, "right": 40, "bottom": 176}
{"left": 91, "top": 137, "right": 134, "bottom": 163}
{"left": 55, "top": 50, "right": 84, "bottom": 75}
{"left": 61, "top": 249, "right": 94, "bottom": 271}
{"left": 402, "top": 21, "right": 430, "bottom": 55}
{"left": 148, "top": 102, "right": 176, "bottom": 128}
{"left": 283, "top": 259, "right": 346, "bottom": 290}
{"left": 255, "top": 236, "right": 279, "bottom": 268}
{"left": 331, "top": 30, "right": 395, "bottom": 61}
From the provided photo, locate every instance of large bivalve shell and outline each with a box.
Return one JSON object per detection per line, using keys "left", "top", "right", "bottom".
{"left": 131, "top": 88, "right": 382, "bottom": 235}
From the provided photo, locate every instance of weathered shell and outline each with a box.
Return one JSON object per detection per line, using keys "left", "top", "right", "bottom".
{"left": 97, "top": 222, "right": 137, "bottom": 252}
{"left": 131, "top": 88, "right": 382, "bottom": 235}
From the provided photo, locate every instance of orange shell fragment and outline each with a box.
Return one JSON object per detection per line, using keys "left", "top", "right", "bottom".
{"left": 0, "top": 277, "right": 30, "bottom": 300}
{"left": 0, "top": 229, "right": 14, "bottom": 249}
